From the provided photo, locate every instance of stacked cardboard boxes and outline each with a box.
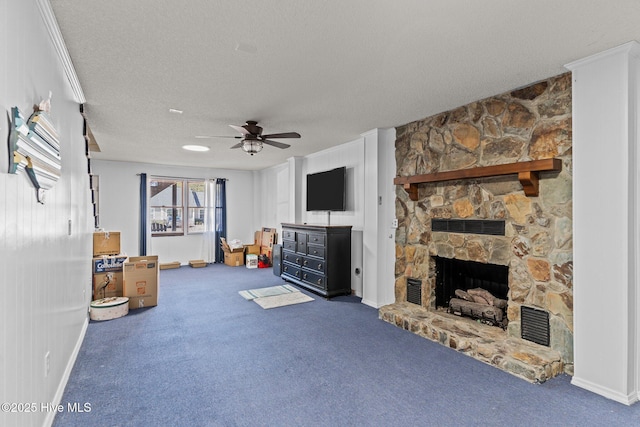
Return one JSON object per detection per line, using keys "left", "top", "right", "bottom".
{"left": 92, "top": 231, "right": 159, "bottom": 310}
{"left": 92, "top": 231, "right": 126, "bottom": 301}
{"left": 220, "top": 229, "right": 278, "bottom": 267}
{"left": 255, "top": 227, "right": 277, "bottom": 267}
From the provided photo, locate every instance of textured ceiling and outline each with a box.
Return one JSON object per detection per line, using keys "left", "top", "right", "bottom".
{"left": 49, "top": 0, "right": 640, "bottom": 170}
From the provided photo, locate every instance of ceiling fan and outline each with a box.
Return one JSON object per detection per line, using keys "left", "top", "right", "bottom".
{"left": 197, "top": 120, "right": 301, "bottom": 155}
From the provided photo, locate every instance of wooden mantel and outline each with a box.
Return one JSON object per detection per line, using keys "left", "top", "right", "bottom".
{"left": 394, "top": 158, "right": 562, "bottom": 201}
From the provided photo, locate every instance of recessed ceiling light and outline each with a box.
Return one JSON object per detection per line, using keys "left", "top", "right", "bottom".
{"left": 169, "top": 108, "right": 183, "bottom": 114}
{"left": 182, "top": 144, "right": 209, "bottom": 152}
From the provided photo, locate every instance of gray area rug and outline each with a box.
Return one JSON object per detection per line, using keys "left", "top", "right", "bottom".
{"left": 238, "top": 284, "right": 299, "bottom": 300}
{"left": 253, "top": 291, "right": 314, "bottom": 309}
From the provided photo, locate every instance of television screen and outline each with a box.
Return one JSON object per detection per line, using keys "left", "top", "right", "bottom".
{"left": 306, "top": 167, "right": 346, "bottom": 211}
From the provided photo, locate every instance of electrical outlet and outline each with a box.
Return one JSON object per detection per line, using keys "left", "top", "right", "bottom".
{"left": 392, "top": 218, "right": 398, "bottom": 228}
{"left": 44, "top": 351, "right": 50, "bottom": 377}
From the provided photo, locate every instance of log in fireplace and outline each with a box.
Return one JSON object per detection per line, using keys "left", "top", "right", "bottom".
{"left": 434, "top": 256, "right": 509, "bottom": 328}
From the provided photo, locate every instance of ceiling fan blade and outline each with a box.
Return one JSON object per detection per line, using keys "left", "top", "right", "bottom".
{"left": 229, "top": 124, "right": 251, "bottom": 136}
{"left": 261, "top": 139, "right": 290, "bottom": 149}
{"left": 261, "top": 132, "right": 300, "bottom": 139}
{"left": 230, "top": 142, "right": 244, "bottom": 149}
{"left": 243, "top": 120, "right": 262, "bottom": 135}
{"left": 195, "top": 135, "right": 242, "bottom": 139}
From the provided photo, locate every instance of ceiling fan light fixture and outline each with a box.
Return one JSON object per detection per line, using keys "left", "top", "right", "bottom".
{"left": 182, "top": 144, "right": 210, "bottom": 152}
{"left": 242, "top": 140, "right": 263, "bottom": 155}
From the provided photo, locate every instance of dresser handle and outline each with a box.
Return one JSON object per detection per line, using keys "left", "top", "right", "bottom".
{"left": 317, "top": 264, "right": 322, "bottom": 270}
{"left": 317, "top": 279, "right": 322, "bottom": 285}
{"left": 303, "top": 273, "right": 307, "bottom": 279}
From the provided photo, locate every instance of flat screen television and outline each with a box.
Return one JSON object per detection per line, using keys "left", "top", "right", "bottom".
{"left": 306, "top": 167, "right": 346, "bottom": 211}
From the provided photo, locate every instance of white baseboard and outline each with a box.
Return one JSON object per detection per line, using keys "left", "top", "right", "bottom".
{"left": 571, "top": 376, "right": 639, "bottom": 406}
{"left": 44, "top": 317, "right": 89, "bottom": 427}
{"left": 361, "top": 298, "right": 381, "bottom": 308}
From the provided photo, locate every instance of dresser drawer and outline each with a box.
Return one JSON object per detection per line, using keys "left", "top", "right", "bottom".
{"left": 296, "top": 233, "right": 307, "bottom": 254}
{"left": 282, "top": 230, "right": 296, "bottom": 241}
{"left": 306, "top": 245, "right": 325, "bottom": 259}
{"left": 302, "top": 257, "right": 325, "bottom": 274}
{"left": 282, "top": 263, "right": 302, "bottom": 279}
{"left": 283, "top": 240, "right": 297, "bottom": 252}
{"left": 282, "top": 251, "right": 303, "bottom": 266}
{"left": 301, "top": 270, "right": 325, "bottom": 290}
{"left": 307, "top": 233, "right": 325, "bottom": 246}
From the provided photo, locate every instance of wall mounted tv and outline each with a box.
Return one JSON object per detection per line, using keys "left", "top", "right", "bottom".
{"left": 306, "top": 167, "right": 346, "bottom": 211}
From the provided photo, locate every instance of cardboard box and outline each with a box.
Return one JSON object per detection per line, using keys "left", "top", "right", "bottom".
{"left": 255, "top": 227, "right": 277, "bottom": 249}
{"left": 159, "top": 261, "right": 181, "bottom": 270}
{"left": 189, "top": 259, "right": 207, "bottom": 268}
{"left": 224, "top": 251, "right": 244, "bottom": 267}
{"left": 220, "top": 237, "right": 244, "bottom": 253}
{"left": 123, "top": 256, "right": 159, "bottom": 309}
{"left": 220, "top": 237, "right": 246, "bottom": 267}
{"left": 246, "top": 254, "right": 258, "bottom": 269}
{"left": 92, "top": 255, "right": 128, "bottom": 300}
{"left": 93, "top": 231, "right": 121, "bottom": 256}
{"left": 244, "top": 244, "right": 260, "bottom": 255}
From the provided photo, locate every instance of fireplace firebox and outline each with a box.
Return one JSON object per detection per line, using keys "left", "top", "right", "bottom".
{"left": 434, "top": 256, "right": 509, "bottom": 327}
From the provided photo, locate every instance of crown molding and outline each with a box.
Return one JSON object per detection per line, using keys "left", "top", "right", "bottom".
{"left": 36, "top": 0, "right": 86, "bottom": 103}
{"left": 565, "top": 40, "right": 640, "bottom": 71}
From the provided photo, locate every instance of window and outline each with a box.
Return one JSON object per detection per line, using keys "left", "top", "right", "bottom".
{"left": 187, "top": 181, "right": 206, "bottom": 233}
{"left": 149, "top": 177, "right": 207, "bottom": 236}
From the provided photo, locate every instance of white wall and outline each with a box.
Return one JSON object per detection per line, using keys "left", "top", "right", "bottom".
{"left": 0, "top": 1, "right": 93, "bottom": 426}
{"left": 568, "top": 41, "right": 640, "bottom": 405}
{"left": 92, "top": 160, "right": 255, "bottom": 264}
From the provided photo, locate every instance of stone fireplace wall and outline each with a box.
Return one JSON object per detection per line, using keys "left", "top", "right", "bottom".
{"left": 394, "top": 73, "right": 573, "bottom": 368}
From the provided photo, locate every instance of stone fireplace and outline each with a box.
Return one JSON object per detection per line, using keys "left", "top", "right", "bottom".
{"left": 379, "top": 73, "right": 573, "bottom": 383}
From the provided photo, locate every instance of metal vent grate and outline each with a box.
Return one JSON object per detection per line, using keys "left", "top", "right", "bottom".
{"left": 406, "top": 278, "right": 422, "bottom": 305}
{"left": 521, "top": 306, "right": 550, "bottom": 346}
{"left": 432, "top": 219, "right": 505, "bottom": 236}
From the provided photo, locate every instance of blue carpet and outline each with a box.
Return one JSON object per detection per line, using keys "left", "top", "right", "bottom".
{"left": 54, "top": 264, "right": 640, "bottom": 426}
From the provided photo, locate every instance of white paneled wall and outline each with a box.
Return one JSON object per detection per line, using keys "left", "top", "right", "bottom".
{"left": 253, "top": 162, "right": 289, "bottom": 237}
{"left": 1, "top": 1, "right": 93, "bottom": 426}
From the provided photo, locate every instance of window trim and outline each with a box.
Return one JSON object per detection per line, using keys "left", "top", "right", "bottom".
{"left": 149, "top": 177, "right": 207, "bottom": 237}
